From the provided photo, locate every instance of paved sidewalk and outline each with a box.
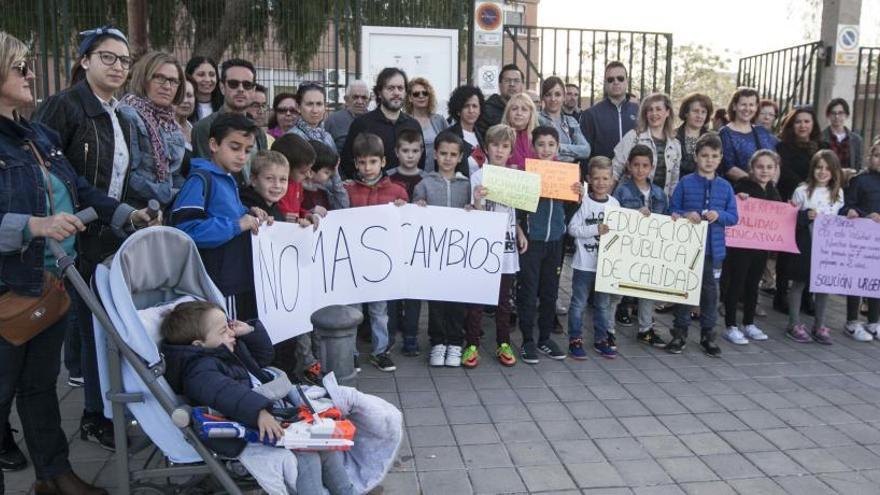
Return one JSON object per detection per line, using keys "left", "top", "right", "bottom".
{"left": 6, "top": 267, "right": 880, "bottom": 494}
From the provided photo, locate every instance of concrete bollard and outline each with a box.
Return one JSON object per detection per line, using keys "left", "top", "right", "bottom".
{"left": 311, "top": 305, "right": 362, "bottom": 387}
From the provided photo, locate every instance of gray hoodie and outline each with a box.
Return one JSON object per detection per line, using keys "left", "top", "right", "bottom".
{"left": 412, "top": 171, "right": 471, "bottom": 208}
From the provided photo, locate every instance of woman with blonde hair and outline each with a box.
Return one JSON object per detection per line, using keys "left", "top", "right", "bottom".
{"left": 406, "top": 77, "right": 448, "bottom": 172}
{"left": 501, "top": 92, "right": 539, "bottom": 170}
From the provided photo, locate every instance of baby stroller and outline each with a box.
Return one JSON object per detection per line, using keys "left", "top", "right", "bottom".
{"left": 59, "top": 221, "right": 401, "bottom": 494}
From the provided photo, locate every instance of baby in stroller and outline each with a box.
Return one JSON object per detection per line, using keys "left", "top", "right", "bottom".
{"left": 160, "top": 300, "right": 355, "bottom": 495}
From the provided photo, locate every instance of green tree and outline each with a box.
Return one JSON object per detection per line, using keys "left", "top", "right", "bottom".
{"left": 671, "top": 43, "right": 737, "bottom": 113}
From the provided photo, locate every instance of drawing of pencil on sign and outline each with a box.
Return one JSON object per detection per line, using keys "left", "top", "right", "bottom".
{"left": 595, "top": 206, "right": 708, "bottom": 305}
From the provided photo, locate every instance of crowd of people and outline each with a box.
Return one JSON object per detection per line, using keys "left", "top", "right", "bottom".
{"left": 0, "top": 23, "right": 879, "bottom": 495}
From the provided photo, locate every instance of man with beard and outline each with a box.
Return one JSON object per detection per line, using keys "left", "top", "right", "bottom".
{"left": 192, "top": 58, "right": 268, "bottom": 185}
{"left": 325, "top": 79, "right": 371, "bottom": 151}
{"left": 340, "top": 67, "right": 423, "bottom": 179}
{"left": 563, "top": 83, "right": 582, "bottom": 121}
{"left": 475, "top": 64, "right": 524, "bottom": 141}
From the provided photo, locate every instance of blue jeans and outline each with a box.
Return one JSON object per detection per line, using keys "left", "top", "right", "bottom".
{"left": 350, "top": 301, "right": 389, "bottom": 355}
{"left": 567, "top": 269, "right": 612, "bottom": 343}
{"left": 63, "top": 297, "right": 81, "bottom": 377}
{"left": 673, "top": 258, "right": 718, "bottom": 340}
{"left": 0, "top": 310, "right": 72, "bottom": 486}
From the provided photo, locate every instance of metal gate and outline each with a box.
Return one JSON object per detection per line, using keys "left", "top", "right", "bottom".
{"left": 736, "top": 42, "right": 827, "bottom": 121}
{"left": 502, "top": 25, "right": 673, "bottom": 106}
{"left": 855, "top": 47, "right": 880, "bottom": 143}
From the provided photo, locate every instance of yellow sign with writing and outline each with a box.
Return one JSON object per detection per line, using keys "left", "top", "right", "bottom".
{"left": 481, "top": 164, "right": 541, "bottom": 212}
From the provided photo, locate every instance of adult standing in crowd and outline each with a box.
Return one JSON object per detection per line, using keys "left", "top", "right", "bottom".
{"left": 675, "top": 93, "right": 713, "bottom": 177}
{"left": 184, "top": 56, "right": 222, "bottom": 122}
{"left": 447, "top": 84, "right": 484, "bottom": 176}
{"left": 119, "top": 51, "right": 187, "bottom": 208}
{"left": 249, "top": 83, "right": 271, "bottom": 145}
{"left": 611, "top": 93, "right": 681, "bottom": 195}
{"left": 579, "top": 61, "right": 639, "bottom": 161}
{"left": 288, "top": 82, "right": 335, "bottom": 151}
{"left": 267, "top": 91, "right": 298, "bottom": 139}
{"left": 324, "top": 79, "right": 370, "bottom": 151}
{"left": 539, "top": 76, "right": 590, "bottom": 163}
{"left": 823, "top": 98, "right": 863, "bottom": 171}
{"left": 718, "top": 87, "right": 778, "bottom": 183}
{"left": 0, "top": 31, "right": 157, "bottom": 494}
{"left": 33, "top": 25, "right": 138, "bottom": 450}
{"left": 757, "top": 99, "right": 779, "bottom": 131}
{"left": 191, "top": 58, "right": 268, "bottom": 184}
{"left": 563, "top": 83, "right": 582, "bottom": 121}
{"left": 405, "top": 77, "right": 448, "bottom": 172}
{"left": 341, "top": 67, "right": 422, "bottom": 179}
{"left": 476, "top": 64, "right": 524, "bottom": 139}
{"left": 500, "top": 93, "right": 539, "bottom": 170}
{"left": 175, "top": 76, "right": 195, "bottom": 149}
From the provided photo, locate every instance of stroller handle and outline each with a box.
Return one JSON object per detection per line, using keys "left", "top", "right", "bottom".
{"left": 146, "top": 199, "right": 161, "bottom": 220}
{"left": 47, "top": 207, "right": 98, "bottom": 260}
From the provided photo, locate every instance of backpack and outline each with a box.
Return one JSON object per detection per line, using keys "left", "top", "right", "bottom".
{"left": 167, "top": 168, "right": 214, "bottom": 225}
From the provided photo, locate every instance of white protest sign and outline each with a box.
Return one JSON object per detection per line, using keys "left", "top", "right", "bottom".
{"left": 596, "top": 206, "right": 708, "bottom": 305}
{"left": 311, "top": 204, "right": 404, "bottom": 308}
{"left": 399, "top": 204, "right": 508, "bottom": 305}
{"left": 252, "top": 222, "right": 315, "bottom": 343}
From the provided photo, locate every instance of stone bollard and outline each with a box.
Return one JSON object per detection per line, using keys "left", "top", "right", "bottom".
{"left": 312, "top": 305, "right": 362, "bottom": 387}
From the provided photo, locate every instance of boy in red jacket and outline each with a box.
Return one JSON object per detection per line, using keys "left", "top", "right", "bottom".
{"left": 272, "top": 133, "right": 322, "bottom": 226}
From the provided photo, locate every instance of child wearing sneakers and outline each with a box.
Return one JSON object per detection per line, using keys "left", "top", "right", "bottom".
{"left": 785, "top": 150, "right": 845, "bottom": 345}
{"left": 413, "top": 131, "right": 471, "bottom": 367}
{"left": 387, "top": 128, "right": 427, "bottom": 356}
{"left": 567, "top": 157, "right": 620, "bottom": 359}
{"left": 517, "top": 126, "right": 584, "bottom": 364}
{"left": 843, "top": 139, "right": 880, "bottom": 341}
{"left": 720, "top": 150, "right": 780, "bottom": 345}
{"left": 467, "top": 124, "right": 527, "bottom": 368}
{"left": 612, "top": 144, "right": 669, "bottom": 348}
{"left": 666, "top": 132, "right": 738, "bottom": 357}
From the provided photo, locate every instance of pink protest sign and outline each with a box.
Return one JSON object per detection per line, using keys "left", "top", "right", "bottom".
{"left": 810, "top": 214, "right": 880, "bottom": 298}
{"left": 724, "top": 197, "right": 799, "bottom": 253}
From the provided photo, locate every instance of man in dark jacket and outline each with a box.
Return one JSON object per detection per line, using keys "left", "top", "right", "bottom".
{"left": 475, "top": 64, "right": 524, "bottom": 140}
{"left": 578, "top": 61, "right": 639, "bottom": 160}
{"left": 340, "top": 67, "right": 423, "bottom": 179}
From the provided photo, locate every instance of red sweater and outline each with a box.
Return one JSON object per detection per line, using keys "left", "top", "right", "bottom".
{"left": 277, "top": 180, "right": 310, "bottom": 217}
{"left": 344, "top": 176, "right": 409, "bottom": 207}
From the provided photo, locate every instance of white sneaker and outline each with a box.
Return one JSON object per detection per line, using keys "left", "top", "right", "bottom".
{"left": 445, "top": 345, "right": 463, "bottom": 367}
{"left": 723, "top": 326, "right": 749, "bottom": 345}
{"left": 866, "top": 323, "right": 880, "bottom": 339}
{"left": 429, "top": 344, "right": 447, "bottom": 367}
{"left": 845, "top": 321, "right": 874, "bottom": 342}
{"left": 742, "top": 324, "right": 769, "bottom": 341}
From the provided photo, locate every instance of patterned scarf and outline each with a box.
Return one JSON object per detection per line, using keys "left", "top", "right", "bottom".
{"left": 293, "top": 117, "right": 329, "bottom": 142}
{"left": 120, "top": 93, "right": 178, "bottom": 182}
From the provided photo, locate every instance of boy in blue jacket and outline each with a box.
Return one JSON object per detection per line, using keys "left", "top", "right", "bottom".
{"left": 170, "top": 113, "right": 272, "bottom": 321}
{"left": 667, "top": 133, "right": 738, "bottom": 356}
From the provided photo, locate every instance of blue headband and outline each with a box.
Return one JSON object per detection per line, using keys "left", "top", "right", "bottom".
{"left": 78, "top": 26, "right": 128, "bottom": 57}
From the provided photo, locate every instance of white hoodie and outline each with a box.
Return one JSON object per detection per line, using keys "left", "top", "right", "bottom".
{"left": 568, "top": 194, "right": 620, "bottom": 272}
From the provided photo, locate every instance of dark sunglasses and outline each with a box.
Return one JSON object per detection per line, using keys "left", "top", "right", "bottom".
{"left": 224, "top": 79, "right": 255, "bottom": 90}
{"left": 12, "top": 61, "right": 31, "bottom": 78}
{"left": 411, "top": 90, "right": 429, "bottom": 98}
{"left": 606, "top": 76, "right": 626, "bottom": 83}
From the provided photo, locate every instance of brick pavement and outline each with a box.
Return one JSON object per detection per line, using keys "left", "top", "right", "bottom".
{"left": 6, "top": 265, "right": 880, "bottom": 494}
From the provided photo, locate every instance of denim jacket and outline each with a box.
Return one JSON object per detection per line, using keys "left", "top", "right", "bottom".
{"left": 0, "top": 116, "right": 134, "bottom": 296}
{"left": 613, "top": 177, "right": 669, "bottom": 214}
{"left": 118, "top": 105, "right": 187, "bottom": 208}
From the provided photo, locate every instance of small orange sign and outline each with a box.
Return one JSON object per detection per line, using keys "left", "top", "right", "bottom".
{"left": 525, "top": 159, "right": 580, "bottom": 202}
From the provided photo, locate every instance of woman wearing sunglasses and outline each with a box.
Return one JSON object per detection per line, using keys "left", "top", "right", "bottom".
{"left": 405, "top": 77, "right": 448, "bottom": 172}
{"left": 119, "top": 51, "right": 188, "bottom": 208}
{"left": 267, "top": 92, "right": 298, "bottom": 139}
{"left": 33, "top": 25, "right": 140, "bottom": 452}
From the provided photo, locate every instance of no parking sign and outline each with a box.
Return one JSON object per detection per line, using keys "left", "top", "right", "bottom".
{"left": 835, "top": 24, "right": 859, "bottom": 66}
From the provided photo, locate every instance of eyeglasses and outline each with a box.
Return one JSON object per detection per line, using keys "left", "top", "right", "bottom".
{"left": 606, "top": 76, "right": 626, "bottom": 83}
{"left": 249, "top": 102, "right": 268, "bottom": 110}
{"left": 411, "top": 90, "right": 429, "bottom": 98}
{"left": 224, "top": 79, "right": 255, "bottom": 90}
{"left": 151, "top": 74, "right": 181, "bottom": 88}
{"left": 93, "top": 51, "right": 132, "bottom": 69}
{"left": 276, "top": 106, "right": 298, "bottom": 114}
{"left": 828, "top": 110, "right": 847, "bottom": 117}
{"left": 11, "top": 61, "right": 31, "bottom": 78}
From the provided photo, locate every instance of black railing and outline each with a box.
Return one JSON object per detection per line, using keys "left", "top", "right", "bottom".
{"left": 737, "top": 42, "right": 827, "bottom": 121}
{"left": 503, "top": 25, "right": 673, "bottom": 106}
{"left": 855, "top": 47, "right": 880, "bottom": 143}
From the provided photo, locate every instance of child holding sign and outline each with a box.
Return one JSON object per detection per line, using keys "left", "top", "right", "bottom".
{"left": 612, "top": 144, "right": 669, "bottom": 348}
{"left": 843, "top": 140, "right": 880, "bottom": 340}
{"left": 720, "top": 150, "right": 780, "bottom": 345}
{"left": 567, "top": 157, "right": 620, "bottom": 359}
{"left": 667, "top": 133, "right": 738, "bottom": 356}
{"left": 785, "top": 150, "right": 845, "bottom": 345}
{"left": 517, "top": 126, "right": 583, "bottom": 364}
{"left": 414, "top": 132, "right": 471, "bottom": 367}
{"left": 468, "top": 124, "right": 527, "bottom": 367}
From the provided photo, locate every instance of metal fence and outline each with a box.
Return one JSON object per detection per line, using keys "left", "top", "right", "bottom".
{"left": 503, "top": 25, "right": 673, "bottom": 107}
{"left": 855, "top": 47, "right": 880, "bottom": 143}
{"left": 736, "top": 42, "right": 827, "bottom": 121}
{"left": 1, "top": 0, "right": 471, "bottom": 107}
